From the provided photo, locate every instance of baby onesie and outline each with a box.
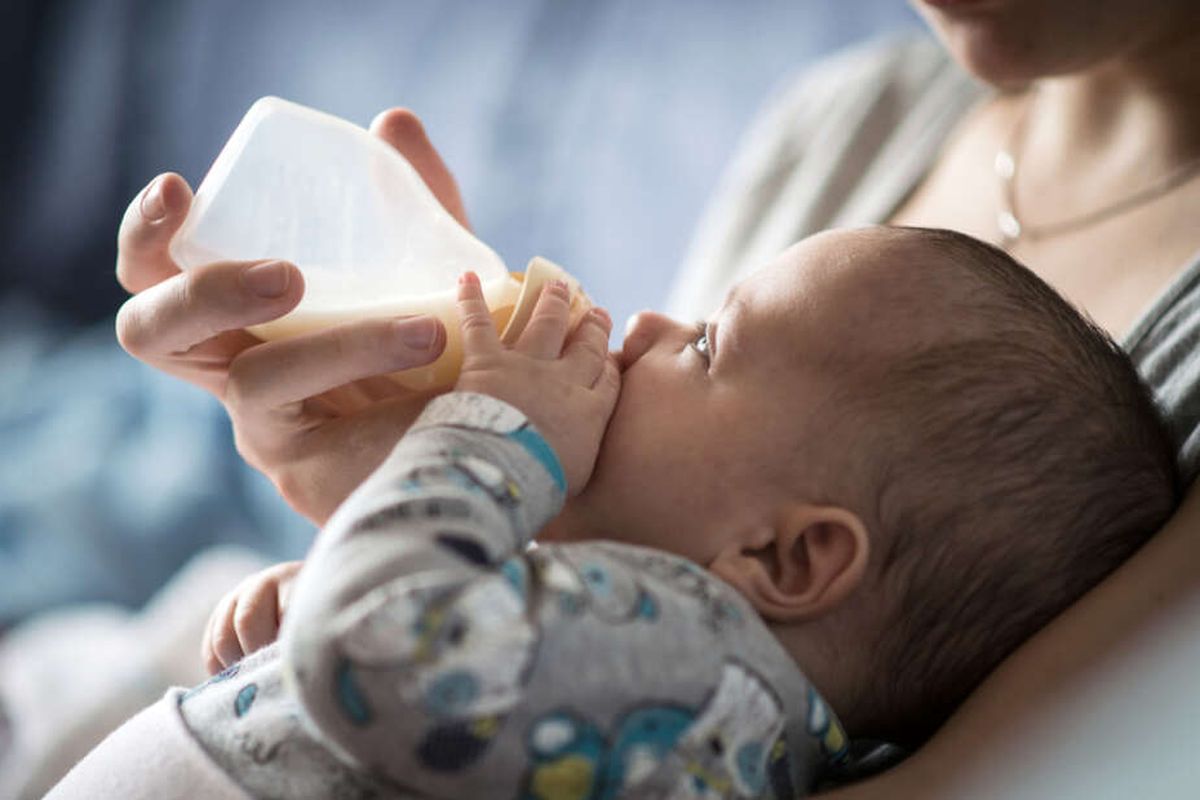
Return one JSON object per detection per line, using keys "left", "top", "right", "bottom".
{"left": 177, "top": 392, "right": 851, "bottom": 799}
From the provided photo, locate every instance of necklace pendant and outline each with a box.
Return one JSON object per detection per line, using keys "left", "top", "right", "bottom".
{"left": 994, "top": 150, "right": 1015, "bottom": 180}
{"left": 997, "top": 210, "right": 1022, "bottom": 245}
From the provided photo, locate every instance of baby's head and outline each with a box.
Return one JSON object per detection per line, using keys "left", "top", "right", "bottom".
{"left": 544, "top": 225, "right": 1178, "bottom": 745}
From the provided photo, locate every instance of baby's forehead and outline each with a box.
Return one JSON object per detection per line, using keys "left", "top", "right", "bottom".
{"left": 787, "top": 226, "right": 949, "bottom": 292}
{"left": 753, "top": 228, "right": 957, "bottom": 341}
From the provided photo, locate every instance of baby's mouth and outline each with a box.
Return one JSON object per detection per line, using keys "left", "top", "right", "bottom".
{"left": 613, "top": 347, "right": 634, "bottom": 374}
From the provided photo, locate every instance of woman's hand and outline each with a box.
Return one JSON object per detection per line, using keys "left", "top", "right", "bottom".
{"left": 115, "top": 109, "right": 470, "bottom": 524}
{"left": 455, "top": 272, "right": 621, "bottom": 494}
{"left": 202, "top": 560, "right": 304, "bottom": 674}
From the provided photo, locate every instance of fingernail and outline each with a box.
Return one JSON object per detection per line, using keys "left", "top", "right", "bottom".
{"left": 242, "top": 261, "right": 292, "bottom": 298}
{"left": 550, "top": 279, "right": 569, "bottom": 296}
{"left": 396, "top": 317, "right": 440, "bottom": 351}
{"left": 591, "top": 307, "right": 611, "bottom": 326}
{"left": 459, "top": 271, "right": 480, "bottom": 287}
{"left": 141, "top": 178, "right": 167, "bottom": 221}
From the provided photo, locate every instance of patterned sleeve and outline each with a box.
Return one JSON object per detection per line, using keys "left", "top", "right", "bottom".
{"left": 277, "top": 392, "right": 564, "bottom": 787}
{"left": 278, "top": 392, "right": 824, "bottom": 799}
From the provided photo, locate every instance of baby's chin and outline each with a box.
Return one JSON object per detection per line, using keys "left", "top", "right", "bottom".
{"left": 536, "top": 488, "right": 613, "bottom": 544}
{"left": 535, "top": 506, "right": 582, "bottom": 544}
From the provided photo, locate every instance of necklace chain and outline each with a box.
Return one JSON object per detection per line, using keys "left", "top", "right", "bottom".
{"left": 995, "top": 92, "right": 1200, "bottom": 248}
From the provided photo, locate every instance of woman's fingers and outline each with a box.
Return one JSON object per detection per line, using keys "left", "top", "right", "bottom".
{"left": 115, "top": 259, "right": 303, "bottom": 360}
{"left": 457, "top": 272, "right": 501, "bottom": 356}
{"left": 370, "top": 108, "right": 471, "bottom": 230}
{"left": 116, "top": 173, "right": 194, "bottom": 293}
{"left": 516, "top": 281, "right": 572, "bottom": 359}
{"left": 563, "top": 307, "right": 614, "bottom": 386}
{"left": 225, "top": 315, "right": 445, "bottom": 412}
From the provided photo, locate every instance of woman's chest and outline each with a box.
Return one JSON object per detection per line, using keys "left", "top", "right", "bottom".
{"left": 888, "top": 103, "right": 1200, "bottom": 340}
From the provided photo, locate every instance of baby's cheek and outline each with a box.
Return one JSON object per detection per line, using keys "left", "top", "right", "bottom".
{"left": 589, "top": 401, "right": 637, "bottom": 472}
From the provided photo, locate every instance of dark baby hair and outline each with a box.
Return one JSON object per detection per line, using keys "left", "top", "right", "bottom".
{"left": 853, "top": 227, "right": 1180, "bottom": 745}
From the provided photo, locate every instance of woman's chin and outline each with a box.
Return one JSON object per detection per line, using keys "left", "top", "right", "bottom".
{"left": 917, "top": 0, "right": 1150, "bottom": 86}
{"left": 930, "top": 19, "right": 1061, "bottom": 86}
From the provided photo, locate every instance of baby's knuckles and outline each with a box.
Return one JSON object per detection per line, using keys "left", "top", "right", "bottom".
{"left": 209, "top": 612, "right": 243, "bottom": 667}
{"left": 231, "top": 585, "right": 273, "bottom": 638}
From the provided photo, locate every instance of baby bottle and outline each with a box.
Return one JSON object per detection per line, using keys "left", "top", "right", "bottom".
{"left": 169, "top": 96, "right": 591, "bottom": 391}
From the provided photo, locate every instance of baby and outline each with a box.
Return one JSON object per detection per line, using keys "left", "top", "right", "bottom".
{"left": 52, "top": 226, "right": 1177, "bottom": 799}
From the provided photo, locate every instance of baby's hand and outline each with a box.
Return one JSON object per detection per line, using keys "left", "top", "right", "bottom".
{"left": 455, "top": 272, "right": 621, "bottom": 495}
{"left": 202, "top": 560, "right": 303, "bottom": 674}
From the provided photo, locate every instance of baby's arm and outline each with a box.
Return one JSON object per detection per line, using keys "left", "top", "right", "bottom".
{"left": 201, "top": 560, "right": 302, "bottom": 674}
{"left": 279, "top": 392, "right": 565, "bottom": 792}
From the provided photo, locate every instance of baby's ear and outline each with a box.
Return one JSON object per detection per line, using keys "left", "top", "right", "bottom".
{"left": 709, "top": 505, "right": 870, "bottom": 623}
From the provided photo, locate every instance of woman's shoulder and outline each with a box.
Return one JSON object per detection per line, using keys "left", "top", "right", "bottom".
{"left": 1125, "top": 248, "right": 1200, "bottom": 484}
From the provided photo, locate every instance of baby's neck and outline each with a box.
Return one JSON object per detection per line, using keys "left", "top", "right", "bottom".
{"left": 771, "top": 615, "right": 877, "bottom": 741}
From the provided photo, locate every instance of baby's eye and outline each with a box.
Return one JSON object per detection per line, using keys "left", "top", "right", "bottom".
{"left": 691, "top": 321, "right": 711, "bottom": 362}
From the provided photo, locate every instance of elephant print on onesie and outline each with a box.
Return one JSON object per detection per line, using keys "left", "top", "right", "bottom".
{"left": 804, "top": 686, "right": 849, "bottom": 766}
{"left": 591, "top": 544, "right": 746, "bottom": 634}
{"left": 179, "top": 645, "right": 393, "bottom": 799}
{"left": 530, "top": 546, "right": 660, "bottom": 624}
{"left": 655, "top": 660, "right": 791, "bottom": 799}
{"left": 522, "top": 705, "right": 696, "bottom": 800}
{"left": 331, "top": 556, "right": 539, "bottom": 772}
{"left": 520, "top": 660, "right": 794, "bottom": 800}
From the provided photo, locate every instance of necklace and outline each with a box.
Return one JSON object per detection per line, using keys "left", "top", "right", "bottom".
{"left": 995, "top": 92, "right": 1200, "bottom": 248}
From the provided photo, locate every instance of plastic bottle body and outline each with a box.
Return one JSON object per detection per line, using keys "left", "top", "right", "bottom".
{"left": 169, "top": 97, "right": 589, "bottom": 390}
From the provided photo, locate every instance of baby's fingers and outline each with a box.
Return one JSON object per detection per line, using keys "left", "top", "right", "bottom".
{"left": 563, "top": 307, "right": 613, "bottom": 385}
{"left": 456, "top": 272, "right": 500, "bottom": 356}
{"left": 595, "top": 354, "right": 622, "bottom": 411}
{"left": 516, "top": 280, "right": 572, "bottom": 360}
{"left": 231, "top": 576, "right": 282, "bottom": 659}
{"left": 203, "top": 589, "right": 242, "bottom": 674}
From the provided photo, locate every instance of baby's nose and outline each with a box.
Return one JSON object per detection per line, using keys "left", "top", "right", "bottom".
{"left": 618, "top": 310, "right": 673, "bottom": 370}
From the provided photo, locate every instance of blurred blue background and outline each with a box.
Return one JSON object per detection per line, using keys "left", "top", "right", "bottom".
{"left": 0, "top": 0, "right": 920, "bottom": 626}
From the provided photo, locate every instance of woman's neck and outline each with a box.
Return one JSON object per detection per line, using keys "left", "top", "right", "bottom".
{"left": 1027, "top": 27, "right": 1200, "bottom": 183}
